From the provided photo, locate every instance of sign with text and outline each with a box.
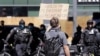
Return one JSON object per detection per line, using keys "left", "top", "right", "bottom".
{"left": 77, "top": 0, "right": 100, "bottom": 4}
{"left": 39, "top": 3, "right": 69, "bottom": 20}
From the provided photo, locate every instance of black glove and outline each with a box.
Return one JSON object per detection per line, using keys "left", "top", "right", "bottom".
{"left": 2, "top": 39, "right": 7, "bottom": 44}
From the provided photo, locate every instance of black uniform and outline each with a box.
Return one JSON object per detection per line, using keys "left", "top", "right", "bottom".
{"left": 82, "top": 28, "right": 98, "bottom": 56}
{"left": 28, "top": 23, "right": 41, "bottom": 53}
{"left": 81, "top": 20, "right": 98, "bottom": 56}
{"left": 6, "top": 20, "right": 33, "bottom": 56}
{"left": 7, "top": 27, "right": 32, "bottom": 56}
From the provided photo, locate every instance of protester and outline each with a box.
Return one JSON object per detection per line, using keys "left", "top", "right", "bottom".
{"left": 44, "top": 17, "right": 70, "bottom": 56}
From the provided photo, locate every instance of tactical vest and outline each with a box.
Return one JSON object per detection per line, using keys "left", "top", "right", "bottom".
{"left": 84, "top": 29, "right": 97, "bottom": 46}
{"left": 14, "top": 28, "right": 31, "bottom": 44}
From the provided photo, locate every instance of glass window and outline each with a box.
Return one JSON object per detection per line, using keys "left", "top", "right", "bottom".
{"left": 28, "top": 0, "right": 41, "bottom": 5}
{"left": 14, "top": 0, "right": 27, "bottom": 5}
{"left": 0, "top": 0, "right": 13, "bottom": 5}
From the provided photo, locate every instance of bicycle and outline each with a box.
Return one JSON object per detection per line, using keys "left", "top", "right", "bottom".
{"left": 32, "top": 45, "right": 45, "bottom": 56}
{"left": 77, "top": 44, "right": 95, "bottom": 56}
{"left": 0, "top": 39, "right": 11, "bottom": 56}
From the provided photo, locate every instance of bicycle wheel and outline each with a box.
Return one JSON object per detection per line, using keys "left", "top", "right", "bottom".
{"left": 0, "top": 52, "right": 11, "bottom": 56}
{"left": 88, "top": 53, "right": 94, "bottom": 56}
{"left": 82, "top": 53, "right": 94, "bottom": 56}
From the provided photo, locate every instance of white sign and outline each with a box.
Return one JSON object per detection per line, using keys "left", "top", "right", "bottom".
{"left": 39, "top": 3, "right": 69, "bottom": 20}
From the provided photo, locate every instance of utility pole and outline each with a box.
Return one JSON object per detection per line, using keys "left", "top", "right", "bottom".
{"left": 73, "top": 0, "right": 77, "bottom": 36}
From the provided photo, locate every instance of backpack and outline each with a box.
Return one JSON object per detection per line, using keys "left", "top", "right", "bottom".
{"left": 44, "top": 33, "right": 63, "bottom": 56}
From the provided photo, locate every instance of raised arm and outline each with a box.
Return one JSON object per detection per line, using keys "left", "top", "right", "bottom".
{"left": 6, "top": 28, "right": 15, "bottom": 42}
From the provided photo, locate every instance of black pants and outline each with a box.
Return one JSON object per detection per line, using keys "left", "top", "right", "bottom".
{"left": 0, "top": 40, "right": 4, "bottom": 52}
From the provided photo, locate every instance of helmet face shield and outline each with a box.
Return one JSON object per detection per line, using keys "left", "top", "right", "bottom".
{"left": 87, "top": 20, "right": 94, "bottom": 29}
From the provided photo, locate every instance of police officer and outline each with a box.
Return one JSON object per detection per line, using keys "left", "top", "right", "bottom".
{"left": 6, "top": 19, "right": 33, "bottom": 56}
{"left": 28, "top": 23, "right": 41, "bottom": 54}
{"left": 82, "top": 20, "right": 98, "bottom": 56}
{"left": 39, "top": 24, "right": 46, "bottom": 42}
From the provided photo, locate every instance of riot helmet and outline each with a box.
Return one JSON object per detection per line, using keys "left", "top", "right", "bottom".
{"left": 40, "top": 24, "right": 46, "bottom": 30}
{"left": 87, "top": 20, "right": 94, "bottom": 29}
{"left": 28, "top": 23, "right": 34, "bottom": 30}
{"left": 19, "top": 19, "right": 25, "bottom": 30}
{"left": 40, "top": 24, "right": 46, "bottom": 34}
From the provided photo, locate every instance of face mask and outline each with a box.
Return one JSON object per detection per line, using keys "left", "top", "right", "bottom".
{"left": 19, "top": 24, "right": 25, "bottom": 30}
{"left": 40, "top": 30, "right": 45, "bottom": 34}
{"left": 28, "top": 26, "right": 33, "bottom": 30}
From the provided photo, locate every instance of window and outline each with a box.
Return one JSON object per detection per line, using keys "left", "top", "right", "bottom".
{"left": 0, "top": 7, "right": 28, "bottom": 17}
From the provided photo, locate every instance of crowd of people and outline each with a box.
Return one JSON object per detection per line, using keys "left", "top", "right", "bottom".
{"left": 0, "top": 17, "right": 100, "bottom": 56}
{"left": 72, "top": 19, "right": 100, "bottom": 56}
{"left": 0, "top": 17, "right": 70, "bottom": 56}
{"left": 0, "top": 19, "right": 47, "bottom": 56}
